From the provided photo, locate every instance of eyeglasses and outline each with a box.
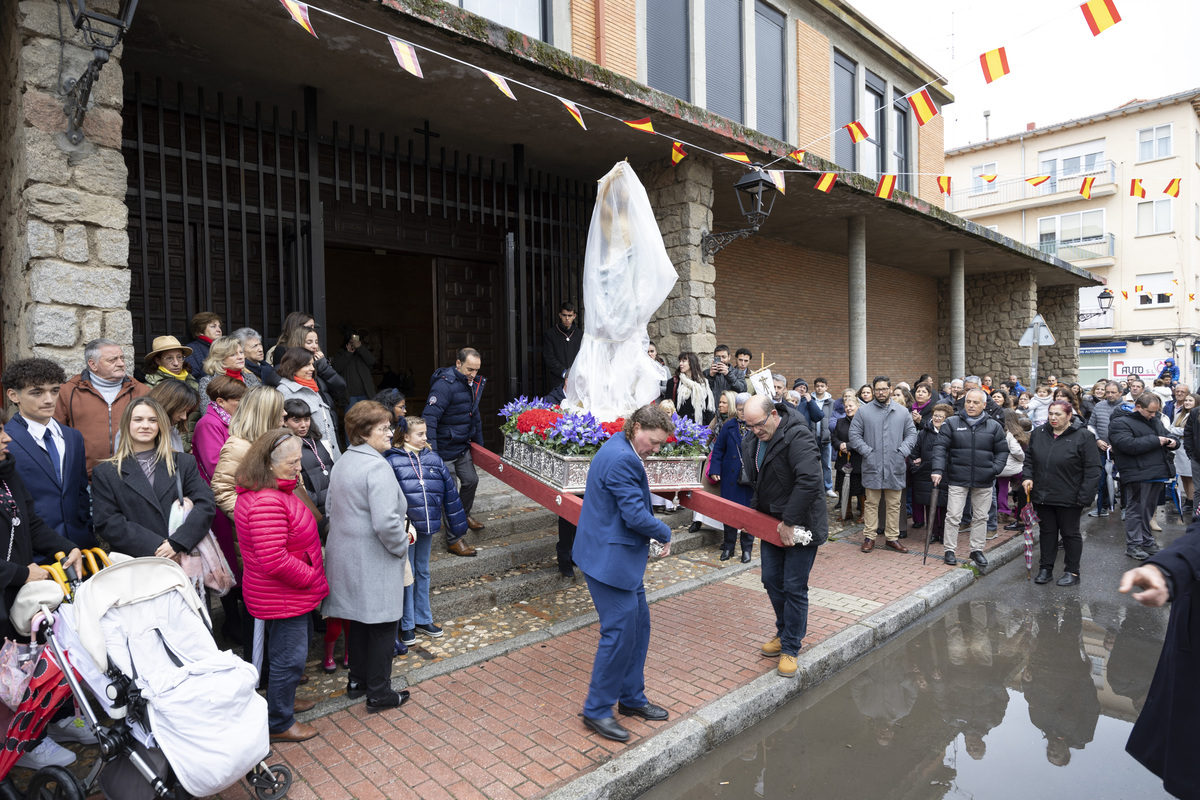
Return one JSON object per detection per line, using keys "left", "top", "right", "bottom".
{"left": 745, "top": 419, "right": 769, "bottom": 431}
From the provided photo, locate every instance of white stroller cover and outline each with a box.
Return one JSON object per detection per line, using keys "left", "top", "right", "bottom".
{"left": 70, "top": 558, "right": 269, "bottom": 797}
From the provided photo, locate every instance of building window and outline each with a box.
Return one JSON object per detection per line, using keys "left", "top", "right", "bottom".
{"left": 1137, "top": 124, "right": 1172, "bottom": 162}
{"left": 646, "top": 0, "right": 690, "bottom": 101}
{"left": 459, "top": 0, "right": 544, "bottom": 41}
{"left": 1038, "top": 209, "right": 1104, "bottom": 247}
{"left": 706, "top": 0, "right": 744, "bottom": 123}
{"left": 1135, "top": 271, "right": 1174, "bottom": 307}
{"left": 1137, "top": 199, "right": 1173, "bottom": 236}
{"left": 862, "top": 71, "right": 886, "bottom": 179}
{"left": 1037, "top": 138, "right": 1105, "bottom": 193}
{"left": 753, "top": 1, "right": 786, "bottom": 140}
{"left": 892, "top": 90, "right": 910, "bottom": 192}
{"left": 970, "top": 162, "right": 997, "bottom": 194}
{"left": 833, "top": 51, "right": 857, "bottom": 170}
{"left": 1078, "top": 352, "right": 1110, "bottom": 385}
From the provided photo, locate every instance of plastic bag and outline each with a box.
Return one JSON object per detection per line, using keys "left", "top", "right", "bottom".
{"left": 0, "top": 640, "right": 38, "bottom": 710}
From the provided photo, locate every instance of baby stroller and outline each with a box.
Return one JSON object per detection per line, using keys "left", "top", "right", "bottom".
{"left": 3, "top": 555, "right": 292, "bottom": 800}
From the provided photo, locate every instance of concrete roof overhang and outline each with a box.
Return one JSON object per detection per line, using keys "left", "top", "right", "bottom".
{"left": 122, "top": 0, "right": 1098, "bottom": 289}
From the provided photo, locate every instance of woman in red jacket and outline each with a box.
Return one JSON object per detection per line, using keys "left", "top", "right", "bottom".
{"left": 234, "top": 429, "right": 328, "bottom": 744}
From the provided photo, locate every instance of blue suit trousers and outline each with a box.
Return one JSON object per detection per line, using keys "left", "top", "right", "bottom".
{"left": 582, "top": 573, "right": 650, "bottom": 719}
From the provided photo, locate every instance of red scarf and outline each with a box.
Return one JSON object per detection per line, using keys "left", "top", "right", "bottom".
{"left": 224, "top": 368, "right": 245, "bottom": 382}
{"left": 198, "top": 335, "right": 214, "bottom": 345}
{"left": 294, "top": 374, "right": 320, "bottom": 393}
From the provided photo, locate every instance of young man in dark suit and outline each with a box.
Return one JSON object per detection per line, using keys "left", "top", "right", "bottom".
{"left": 1, "top": 359, "right": 94, "bottom": 548}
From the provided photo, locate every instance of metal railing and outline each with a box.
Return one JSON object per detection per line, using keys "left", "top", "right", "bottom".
{"left": 948, "top": 160, "right": 1117, "bottom": 214}
{"left": 1030, "top": 233, "right": 1116, "bottom": 261}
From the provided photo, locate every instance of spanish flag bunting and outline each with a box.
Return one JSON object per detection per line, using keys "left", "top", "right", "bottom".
{"left": 1025, "top": 175, "right": 1051, "bottom": 187}
{"left": 937, "top": 175, "right": 952, "bottom": 195}
{"left": 1121, "top": 291, "right": 1128, "bottom": 300}
{"left": 722, "top": 152, "right": 752, "bottom": 164}
{"left": 624, "top": 118, "right": 654, "bottom": 134}
{"left": 559, "top": 98, "right": 586, "bottom": 129}
{"left": 388, "top": 37, "right": 423, "bottom": 78}
{"left": 1079, "top": 176, "right": 1096, "bottom": 199}
{"left": 844, "top": 122, "right": 868, "bottom": 143}
{"left": 1130, "top": 178, "right": 1146, "bottom": 198}
{"left": 1165, "top": 178, "right": 1181, "bottom": 197}
{"left": 671, "top": 142, "right": 687, "bottom": 165}
{"left": 814, "top": 173, "right": 837, "bottom": 193}
{"left": 980, "top": 174, "right": 997, "bottom": 183}
{"left": 1190, "top": 293, "right": 1195, "bottom": 302}
{"left": 875, "top": 175, "right": 897, "bottom": 200}
{"left": 979, "top": 47, "right": 1011, "bottom": 84}
{"left": 1081, "top": 0, "right": 1121, "bottom": 36}
{"left": 787, "top": 149, "right": 806, "bottom": 164}
{"left": 1173, "top": 279, "right": 1179, "bottom": 285}
{"left": 483, "top": 71, "right": 516, "bottom": 100}
{"left": 1165, "top": 293, "right": 1174, "bottom": 298}
{"left": 906, "top": 89, "right": 939, "bottom": 127}
{"left": 1135, "top": 284, "right": 1144, "bottom": 292}
{"left": 767, "top": 170, "right": 786, "bottom": 195}
{"left": 279, "top": 0, "right": 317, "bottom": 37}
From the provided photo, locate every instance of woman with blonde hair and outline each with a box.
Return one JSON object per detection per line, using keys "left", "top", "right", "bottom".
{"left": 197, "top": 335, "right": 262, "bottom": 414}
{"left": 91, "top": 397, "right": 216, "bottom": 558}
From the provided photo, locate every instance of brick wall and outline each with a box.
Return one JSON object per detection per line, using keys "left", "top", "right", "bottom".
{"left": 917, "top": 113, "right": 945, "bottom": 208}
{"left": 570, "top": 0, "right": 637, "bottom": 80}
{"left": 714, "top": 235, "right": 938, "bottom": 391}
{"left": 795, "top": 20, "right": 831, "bottom": 162}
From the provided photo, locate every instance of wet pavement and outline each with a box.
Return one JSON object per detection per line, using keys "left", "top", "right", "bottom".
{"left": 637, "top": 507, "right": 1183, "bottom": 800}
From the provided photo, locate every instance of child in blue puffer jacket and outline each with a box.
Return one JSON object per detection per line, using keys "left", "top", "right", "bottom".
{"left": 385, "top": 417, "right": 469, "bottom": 647}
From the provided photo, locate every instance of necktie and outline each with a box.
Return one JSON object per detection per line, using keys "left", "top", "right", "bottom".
{"left": 43, "top": 428, "right": 62, "bottom": 486}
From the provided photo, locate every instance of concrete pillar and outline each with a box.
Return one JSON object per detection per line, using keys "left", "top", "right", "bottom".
{"left": 949, "top": 249, "right": 965, "bottom": 379}
{"left": 847, "top": 216, "right": 867, "bottom": 388}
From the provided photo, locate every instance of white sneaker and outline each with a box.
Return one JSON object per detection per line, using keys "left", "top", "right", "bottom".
{"left": 48, "top": 716, "right": 98, "bottom": 745}
{"left": 16, "top": 737, "right": 76, "bottom": 769}
{"left": 826, "top": 490, "right": 839, "bottom": 498}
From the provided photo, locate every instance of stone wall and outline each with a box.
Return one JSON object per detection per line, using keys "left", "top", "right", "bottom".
{"left": 640, "top": 155, "right": 716, "bottom": 363}
{"left": 0, "top": 0, "right": 132, "bottom": 373}
{"left": 1037, "top": 285, "right": 1080, "bottom": 384}
{"left": 938, "top": 269, "right": 1037, "bottom": 384}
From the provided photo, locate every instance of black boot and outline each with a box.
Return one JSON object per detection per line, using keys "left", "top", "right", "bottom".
{"left": 688, "top": 521, "right": 703, "bottom": 533}
{"left": 719, "top": 547, "right": 733, "bottom": 561}
{"left": 1034, "top": 568, "right": 1053, "bottom": 584}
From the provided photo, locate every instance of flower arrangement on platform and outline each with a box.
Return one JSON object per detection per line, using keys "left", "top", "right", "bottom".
{"left": 499, "top": 398, "right": 709, "bottom": 458}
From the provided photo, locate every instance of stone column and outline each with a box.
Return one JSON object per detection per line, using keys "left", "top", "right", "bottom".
{"left": 0, "top": 0, "right": 132, "bottom": 371}
{"left": 848, "top": 216, "right": 867, "bottom": 388}
{"left": 1037, "top": 284, "right": 1081, "bottom": 383}
{"left": 949, "top": 249, "right": 965, "bottom": 380}
{"left": 641, "top": 156, "right": 716, "bottom": 362}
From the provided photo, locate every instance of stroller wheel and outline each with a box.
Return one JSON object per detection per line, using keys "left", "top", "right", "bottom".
{"left": 24, "top": 766, "right": 85, "bottom": 800}
{"left": 248, "top": 764, "right": 292, "bottom": 800}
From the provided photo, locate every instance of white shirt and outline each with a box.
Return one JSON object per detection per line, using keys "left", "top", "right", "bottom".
{"left": 22, "top": 416, "right": 66, "bottom": 481}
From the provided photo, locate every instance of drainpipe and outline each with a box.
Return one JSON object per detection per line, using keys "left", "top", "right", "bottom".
{"left": 594, "top": 0, "right": 607, "bottom": 67}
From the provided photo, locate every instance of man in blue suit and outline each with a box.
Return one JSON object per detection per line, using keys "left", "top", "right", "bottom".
{"left": 1, "top": 359, "right": 94, "bottom": 548}
{"left": 573, "top": 405, "right": 675, "bottom": 743}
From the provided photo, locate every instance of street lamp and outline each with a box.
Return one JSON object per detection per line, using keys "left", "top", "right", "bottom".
{"left": 62, "top": 0, "right": 140, "bottom": 145}
{"left": 700, "top": 165, "right": 780, "bottom": 259}
{"left": 1079, "top": 287, "right": 1114, "bottom": 322}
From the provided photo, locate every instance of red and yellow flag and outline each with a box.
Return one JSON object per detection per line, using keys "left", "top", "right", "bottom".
{"left": 787, "top": 149, "right": 806, "bottom": 164}
{"left": 1135, "top": 284, "right": 1144, "bottom": 292}
{"left": 388, "top": 37, "right": 423, "bottom": 78}
{"left": 671, "top": 142, "right": 687, "bottom": 165}
{"left": 937, "top": 175, "right": 952, "bottom": 195}
{"left": 767, "top": 170, "right": 786, "bottom": 195}
{"left": 1121, "top": 291, "right": 1128, "bottom": 300}
{"left": 979, "top": 47, "right": 1010, "bottom": 84}
{"left": 1165, "top": 178, "right": 1181, "bottom": 197}
{"left": 814, "top": 173, "right": 837, "bottom": 193}
{"left": 875, "top": 175, "right": 897, "bottom": 200}
{"left": 1190, "top": 293, "right": 1195, "bottom": 302}
{"left": 979, "top": 174, "right": 997, "bottom": 183}
{"left": 624, "top": 118, "right": 654, "bottom": 134}
{"left": 1130, "top": 178, "right": 1146, "bottom": 198}
{"left": 1025, "top": 175, "right": 1050, "bottom": 187}
{"left": 559, "top": 98, "right": 586, "bottom": 129}
{"left": 843, "top": 122, "right": 868, "bottom": 143}
{"left": 1081, "top": 0, "right": 1121, "bottom": 36}
{"left": 1079, "top": 176, "right": 1096, "bottom": 199}
{"left": 906, "top": 89, "right": 939, "bottom": 127}
{"left": 279, "top": 0, "right": 317, "bottom": 37}
{"left": 722, "top": 152, "right": 752, "bottom": 164}
{"left": 483, "top": 71, "right": 516, "bottom": 100}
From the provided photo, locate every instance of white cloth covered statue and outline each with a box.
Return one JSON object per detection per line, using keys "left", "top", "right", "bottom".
{"left": 564, "top": 162, "right": 675, "bottom": 421}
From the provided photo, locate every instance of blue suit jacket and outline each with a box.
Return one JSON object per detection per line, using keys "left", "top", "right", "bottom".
{"left": 572, "top": 433, "right": 671, "bottom": 590}
{"left": 4, "top": 415, "right": 94, "bottom": 548}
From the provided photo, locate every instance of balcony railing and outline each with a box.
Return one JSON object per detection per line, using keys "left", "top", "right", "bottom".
{"left": 948, "top": 160, "right": 1117, "bottom": 214}
{"left": 1029, "top": 233, "right": 1116, "bottom": 261}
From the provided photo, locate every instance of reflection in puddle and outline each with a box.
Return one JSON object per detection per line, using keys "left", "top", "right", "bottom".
{"left": 639, "top": 599, "right": 1170, "bottom": 799}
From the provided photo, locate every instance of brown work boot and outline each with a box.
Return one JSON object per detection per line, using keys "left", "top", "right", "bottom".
{"left": 761, "top": 636, "right": 782, "bottom": 657}
{"left": 447, "top": 539, "right": 477, "bottom": 557}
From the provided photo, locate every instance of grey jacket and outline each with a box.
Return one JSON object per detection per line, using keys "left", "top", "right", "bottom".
{"left": 848, "top": 399, "right": 918, "bottom": 491}
{"left": 322, "top": 444, "right": 409, "bottom": 623}
{"left": 276, "top": 379, "right": 342, "bottom": 460}
{"left": 1089, "top": 398, "right": 1121, "bottom": 444}
{"left": 811, "top": 393, "right": 835, "bottom": 444}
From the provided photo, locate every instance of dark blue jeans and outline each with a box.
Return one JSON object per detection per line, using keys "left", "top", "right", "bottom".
{"left": 759, "top": 541, "right": 819, "bottom": 657}
{"left": 264, "top": 614, "right": 311, "bottom": 734}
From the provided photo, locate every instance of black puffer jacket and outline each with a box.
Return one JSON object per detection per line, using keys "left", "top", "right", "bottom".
{"left": 931, "top": 409, "right": 1007, "bottom": 488}
{"left": 910, "top": 419, "right": 948, "bottom": 507}
{"left": 739, "top": 403, "right": 828, "bottom": 544}
{"left": 0, "top": 456, "right": 76, "bottom": 629}
{"left": 1109, "top": 407, "right": 1179, "bottom": 483}
{"left": 1022, "top": 419, "right": 1103, "bottom": 507}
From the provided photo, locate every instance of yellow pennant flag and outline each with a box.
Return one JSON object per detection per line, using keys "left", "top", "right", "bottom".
{"left": 1121, "top": 291, "right": 1128, "bottom": 300}
{"left": 559, "top": 98, "right": 586, "bottom": 130}
{"left": 1130, "top": 178, "right": 1146, "bottom": 198}
{"left": 787, "top": 149, "right": 806, "bottom": 164}
{"left": 388, "top": 37, "right": 423, "bottom": 78}
{"left": 979, "top": 47, "right": 1010, "bottom": 83}
{"left": 906, "top": 89, "right": 939, "bottom": 127}
{"left": 979, "top": 174, "right": 998, "bottom": 183}
{"left": 937, "top": 175, "right": 952, "bottom": 195}
{"left": 1165, "top": 178, "right": 1181, "bottom": 197}
{"left": 767, "top": 170, "right": 786, "bottom": 195}
{"left": 875, "top": 175, "right": 897, "bottom": 200}
{"left": 1135, "top": 284, "right": 1144, "bottom": 292}
{"left": 1025, "top": 175, "right": 1050, "bottom": 187}
{"left": 843, "top": 122, "right": 868, "bottom": 143}
{"left": 279, "top": 0, "right": 317, "bottom": 37}
{"left": 624, "top": 118, "right": 654, "bottom": 134}
{"left": 1190, "top": 293, "right": 1195, "bottom": 302}
{"left": 1081, "top": 0, "right": 1121, "bottom": 36}
{"left": 483, "top": 71, "right": 516, "bottom": 100}
{"left": 671, "top": 142, "right": 687, "bottom": 165}
{"left": 722, "top": 152, "right": 752, "bottom": 164}
{"left": 1079, "top": 176, "right": 1096, "bottom": 199}
{"left": 814, "top": 173, "right": 837, "bottom": 193}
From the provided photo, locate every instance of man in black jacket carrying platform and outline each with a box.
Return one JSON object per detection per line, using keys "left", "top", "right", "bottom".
{"left": 740, "top": 396, "right": 828, "bottom": 680}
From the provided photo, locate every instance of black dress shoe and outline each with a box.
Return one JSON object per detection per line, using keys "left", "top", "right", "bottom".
{"left": 898, "top": 530, "right": 908, "bottom": 539}
{"left": 366, "top": 690, "right": 411, "bottom": 713}
{"left": 944, "top": 551, "right": 957, "bottom": 566}
{"left": 1034, "top": 568, "right": 1053, "bottom": 584}
{"left": 618, "top": 702, "right": 669, "bottom": 721}
{"left": 719, "top": 548, "right": 733, "bottom": 561}
{"left": 688, "top": 521, "right": 702, "bottom": 533}
{"left": 911, "top": 522, "right": 925, "bottom": 530}
{"left": 1055, "top": 572, "right": 1080, "bottom": 587}
{"left": 741, "top": 551, "right": 752, "bottom": 563}
{"left": 1004, "top": 521, "right": 1023, "bottom": 531}
{"left": 583, "top": 715, "right": 630, "bottom": 742}
{"left": 970, "top": 550, "right": 989, "bottom": 569}
{"left": 346, "top": 679, "right": 366, "bottom": 699}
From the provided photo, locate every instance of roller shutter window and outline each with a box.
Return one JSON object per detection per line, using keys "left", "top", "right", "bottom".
{"left": 754, "top": 1, "right": 785, "bottom": 140}
{"left": 706, "top": 0, "right": 744, "bottom": 123}
{"left": 647, "top": 0, "right": 691, "bottom": 102}
{"left": 833, "top": 51, "right": 856, "bottom": 170}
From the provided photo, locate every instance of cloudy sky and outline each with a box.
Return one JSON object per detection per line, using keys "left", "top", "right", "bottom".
{"left": 847, "top": 0, "right": 1200, "bottom": 149}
